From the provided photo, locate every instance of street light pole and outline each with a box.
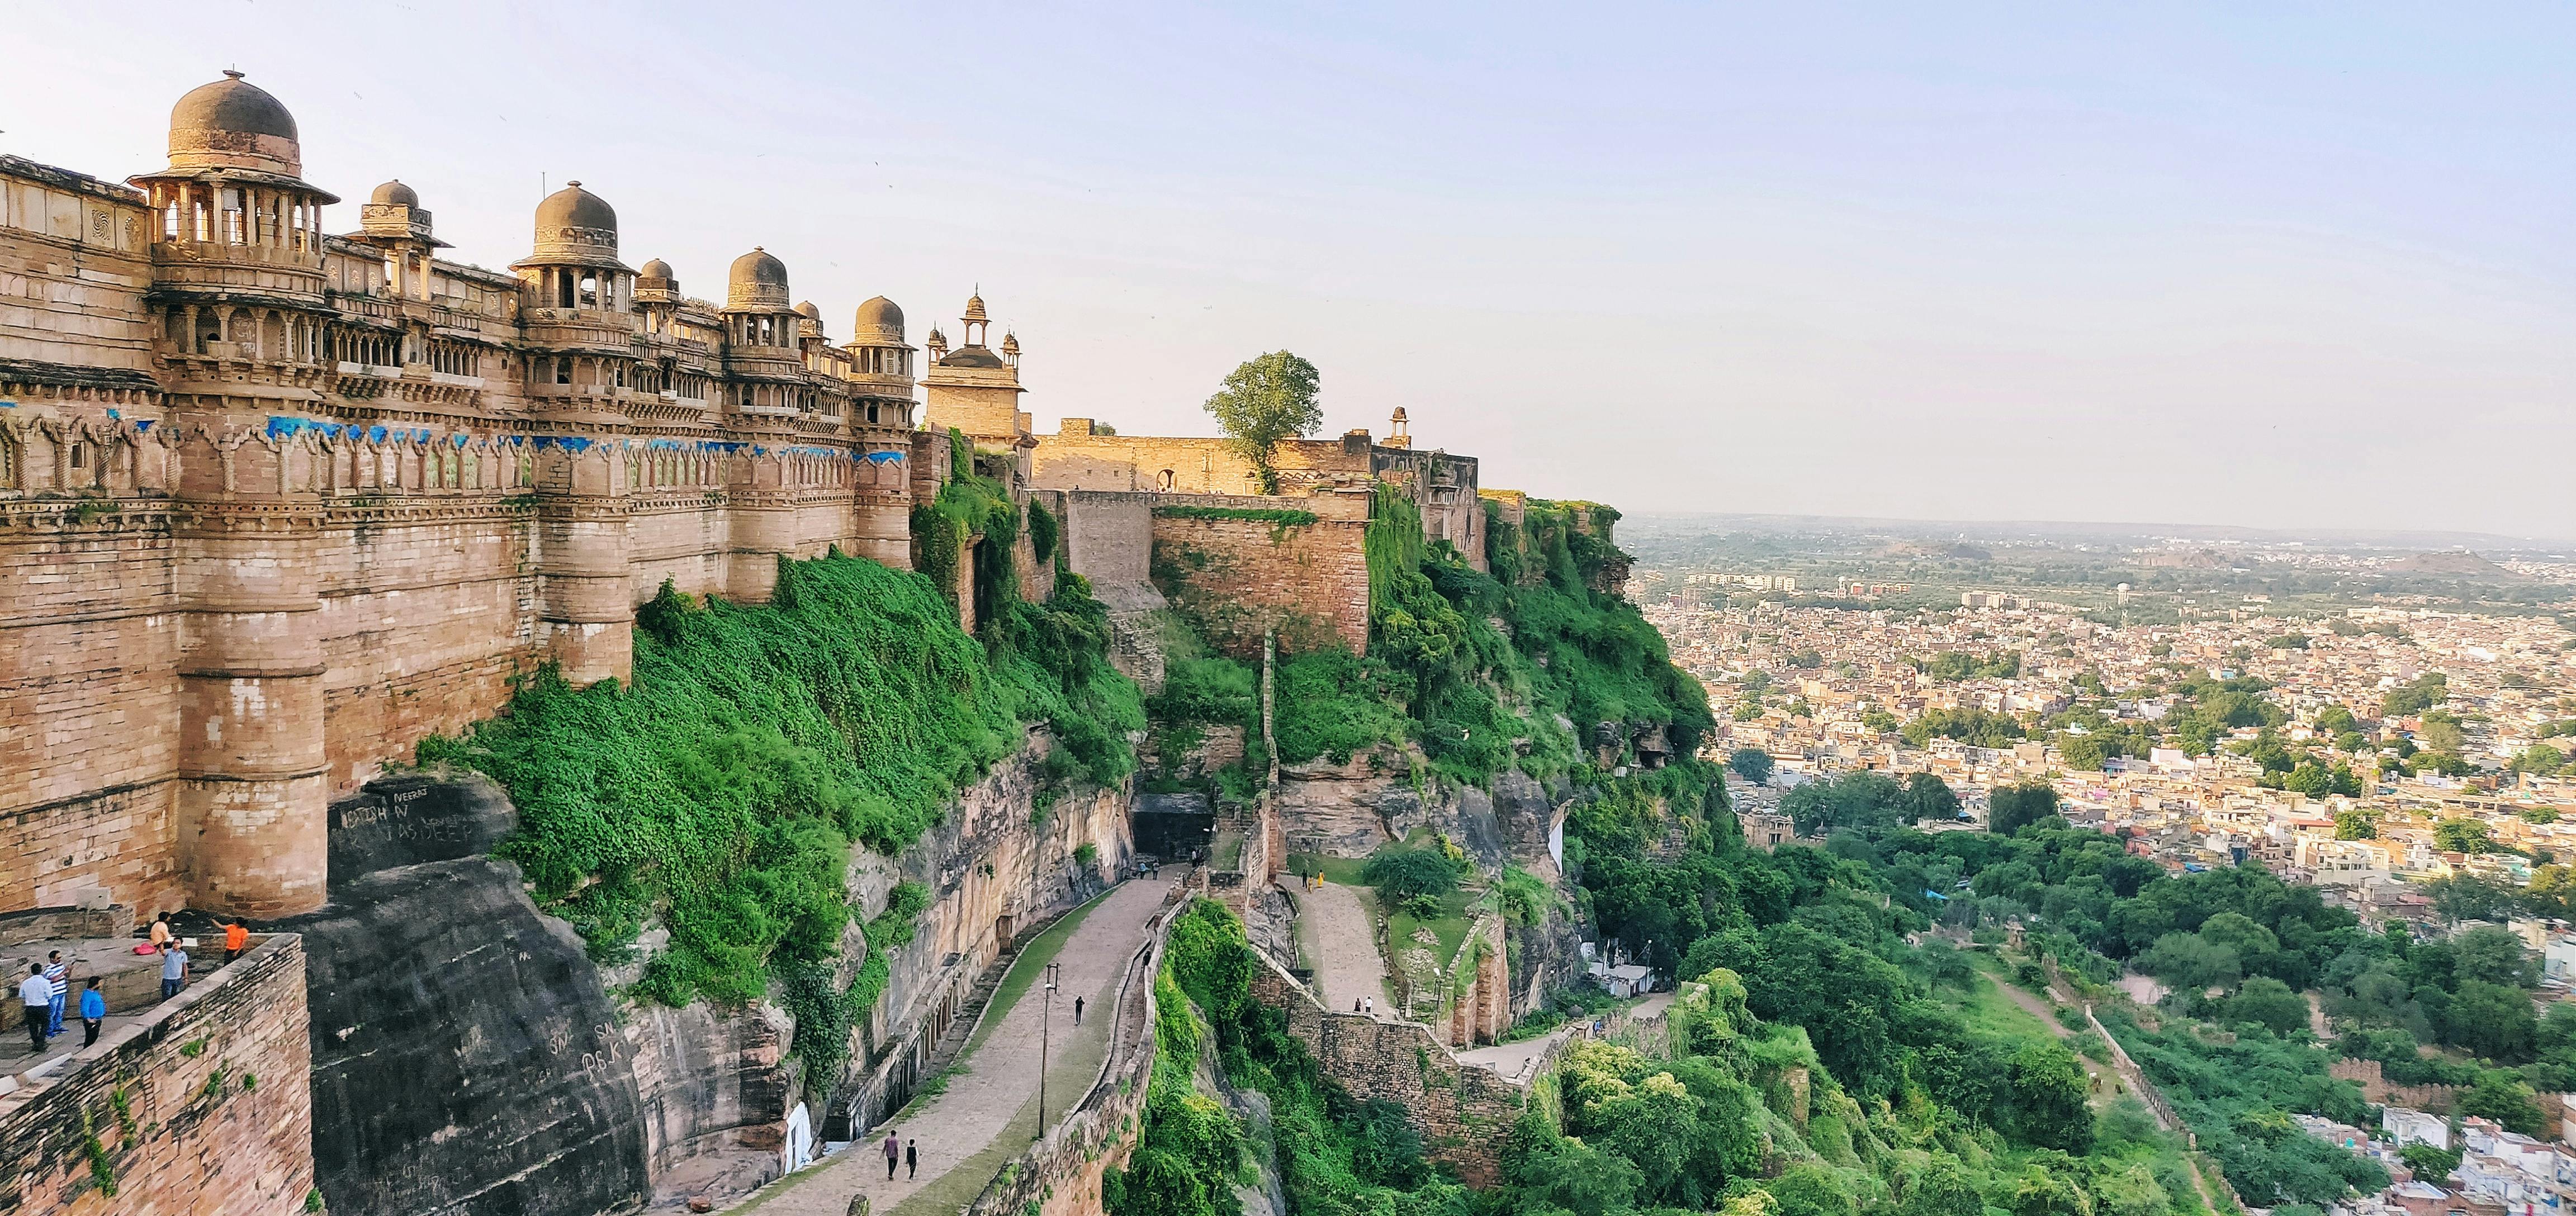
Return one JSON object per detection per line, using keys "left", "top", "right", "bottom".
{"left": 1036, "top": 961, "right": 1060, "bottom": 1143}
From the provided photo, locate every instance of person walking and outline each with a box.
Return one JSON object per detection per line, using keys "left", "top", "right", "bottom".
{"left": 18, "top": 965, "right": 49, "bottom": 1053}
{"left": 1073, "top": 995, "right": 1084, "bottom": 1027}
{"left": 42, "top": 951, "right": 68, "bottom": 1038}
{"left": 158, "top": 941, "right": 188, "bottom": 1001}
{"left": 1352, "top": 998, "right": 1361, "bottom": 1014}
{"left": 882, "top": 1131, "right": 899, "bottom": 1180}
{"left": 78, "top": 978, "right": 105, "bottom": 1048}
{"left": 905, "top": 1138, "right": 917, "bottom": 1180}
{"left": 1362, "top": 996, "right": 1374, "bottom": 1016}
{"left": 224, "top": 920, "right": 249, "bottom": 965}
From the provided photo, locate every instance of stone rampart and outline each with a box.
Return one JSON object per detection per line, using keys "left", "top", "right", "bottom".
{"left": 1148, "top": 493, "right": 1371, "bottom": 657}
{"left": 1248, "top": 951, "right": 1520, "bottom": 1187}
{"left": 0, "top": 932, "right": 314, "bottom": 1215}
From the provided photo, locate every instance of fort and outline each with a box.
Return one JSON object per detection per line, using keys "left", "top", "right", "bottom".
{"left": 0, "top": 70, "right": 1476, "bottom": 927}
{"left": 0, "top": 70, "right": 1590, "bottom": 1216}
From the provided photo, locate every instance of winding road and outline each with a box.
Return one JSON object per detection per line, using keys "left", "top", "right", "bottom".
{"left": 732, "top": 877, "right": 1174, "bottom": 1216}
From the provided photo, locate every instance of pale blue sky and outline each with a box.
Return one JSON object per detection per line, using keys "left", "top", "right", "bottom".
{"left": 10, "top": 3, "right": 2570, "bottom": 535}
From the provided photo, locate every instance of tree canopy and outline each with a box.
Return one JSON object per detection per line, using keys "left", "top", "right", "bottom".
{"left": 1201, "top": 350, "right": 1323, "bottom": 494}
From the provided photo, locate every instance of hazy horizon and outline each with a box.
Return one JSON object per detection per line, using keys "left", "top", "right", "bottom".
{"left": 8, "top": 2, "right": 2568, "bottom": 536}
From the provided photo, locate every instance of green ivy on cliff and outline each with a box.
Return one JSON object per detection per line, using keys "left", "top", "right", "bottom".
{"left": 1107, "top": 900, "right": 1460, "bottom": 1216}
{"left": 418, "top": 552, "right": 1138, "bottom": 1014}
{"left": 1343, "top": 484, "right": 1709, "bottom": 785}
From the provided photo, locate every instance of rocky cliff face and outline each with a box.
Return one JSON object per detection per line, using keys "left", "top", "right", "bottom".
{"left": 1274, "top": 753, "right": 1575, "bottom": 1020}
{"left": 291, "top": 774, "right": 653, "bottom": 1216}
{"left": 296, "top": 737, "right": 1133, "bottom": 1216}
{"left": 1277, "top": 753, "right": 1562, "bottom": 872}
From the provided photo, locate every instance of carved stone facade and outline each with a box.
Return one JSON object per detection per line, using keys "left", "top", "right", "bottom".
{"left": 0, "top": 70, "right": 1499, "bottom": 931}
{"left": 0, "top": 74, "right": 931, "bottom": 919}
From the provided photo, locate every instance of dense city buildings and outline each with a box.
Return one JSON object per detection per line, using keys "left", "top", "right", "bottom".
{"left": 1641, "top": 550, "right": 2576, "bottom": 935}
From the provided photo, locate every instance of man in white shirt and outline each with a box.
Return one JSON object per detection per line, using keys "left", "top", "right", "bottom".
{"left": 18, "top": 965, "right": 50, "bottom": 1053}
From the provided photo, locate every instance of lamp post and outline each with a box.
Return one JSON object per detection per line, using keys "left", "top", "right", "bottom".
{"left": 1036, "top": 961, "right": 1060, "bottom": 1143}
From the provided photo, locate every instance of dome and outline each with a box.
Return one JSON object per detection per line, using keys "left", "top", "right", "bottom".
{"left": 638, "top": 258, "right": 674, "bottom": 281}
{"left": 370, "top": 179, "right": 419, "bottom": 207}
{"left": 794, "top": 300, "right": 821, "bottom": 320}
{"left": 962, "top": 291, "right": 989, "bottom": 323}
{"left": 167, "top": 71, "right": 304, "bottom": 177}
{"left": 939, "top": 346, "right": 1008, "bottom": 369}
{"left": 1000, "top": 331, "right": 1021, "bottom": 358}
{"left": 727, "top": 247, "right": 790, "bottom": 310}
{"left": 853, "top": 296, "right": 905, "bottom": 343}
{"left": 530, "top": 181, "right": 618, "bottom": 262}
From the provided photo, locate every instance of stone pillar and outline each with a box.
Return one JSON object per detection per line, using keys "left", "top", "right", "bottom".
{"left": 535, "top": 441, "right": 633, "bottom": 685}
{"left": 174, "top": 506, "right": 329, "bottom": 916}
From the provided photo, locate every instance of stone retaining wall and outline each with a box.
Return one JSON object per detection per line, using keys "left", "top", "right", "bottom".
{"left": 0, "top": 932, "right": 314, "bottom": 1215}
{"left": 1249, "top": 952, "right": 1520, "bottom": 1186}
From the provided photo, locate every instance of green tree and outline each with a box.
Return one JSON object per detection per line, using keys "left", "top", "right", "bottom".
{"left": 1362, "top": 847, "right": 1460, "bottom": 902}
{"left": 1729, "top": 748, "right": 1775, "bottom": 785}
{"left": 2425, "top": 872, "right": 2517, "bottom": 924}
{"left": 2526, "top": 864, "right": 2576, "bottom": 919}
{"left": 2398, "top": 1143, "right": 2462, "bottom": 1182}
{"left": 1990, "top": 781, "right": 2061, "bottom": 835}
{"left": 2447, "top": 982, "right": 2540, "bottom": 1062}
{"left": 1201, "top": 350, "right": 1322, "bottom": 494}
{"left": 2006, "top": 1164, "right": 2095, "bottom": 1216}
{"left": 1765, "top": 1165, "right": 1859, "bottom": 1216}
{"left": 2137, "top": 931, "right": 2242, "bottom": 992}
{"left": 2225, "top": 976, "right": 2311, "bottom": 1036}
{"left": 2334, "top": 809, "right": 2376, "bottom": 840}
{"left": 2515, "top": 744, "right": 2565, "bottom": 776}
{"left": 2452, "top": 925, "right": 2537, "bottom": 987}
{"left": 2455, "top": 1071, "right": 2547, "bottom": 1133}
{"left": 2419, "top": 711, "right": 2466, "bottom": 756}
{"left": 2007, "top": 1039, "right": 2095, "bottom": 1152}
{"left": 2092, "top": 1165, "right": 2172, "bottom": 1216}
{"left": 1901, "top": 1158, "right": 1987, "bottom": 1216}
{"left": 1904, "top": 772, "right": 1963, "bottom": 823}
{"left": 2432, "top": 818, "right": 2497, "bottom": 856}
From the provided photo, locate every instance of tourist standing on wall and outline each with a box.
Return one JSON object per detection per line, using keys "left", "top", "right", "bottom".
{"left": 159, "top": 942, "right": 188, "bottom": 1000}
{"left": 42, "top": 952, "right": 67, "bottom": 1037}
{"left": 79, "top": 978, "right": 105, "bottom": 1047}
{"left": 18, "top": 965, "right": 49, "bottom": 1052}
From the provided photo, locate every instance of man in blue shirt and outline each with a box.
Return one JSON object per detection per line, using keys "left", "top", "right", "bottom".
{"left": 159, "top": 943, "right": 188, "bottom": 1001}
{"left": 78, "top": 977, "right": 105, "bottom": 1047}
{"left": 17, "top": 965, "right": 49, "bottom": 1053}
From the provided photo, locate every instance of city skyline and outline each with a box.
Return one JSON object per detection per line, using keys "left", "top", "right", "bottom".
{"left": 6, "top": 1, "right": 2569, "bottom": 535}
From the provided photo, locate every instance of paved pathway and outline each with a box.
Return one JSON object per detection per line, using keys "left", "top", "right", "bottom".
{"left": 736, "top": 878, "right": 1174, "bottom": 1216}
{"left": 1304, "top": 881, "right": 1389, "bottom": 1017}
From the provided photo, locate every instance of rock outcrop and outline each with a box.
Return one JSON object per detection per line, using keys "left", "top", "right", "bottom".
{"left": 295, "top": 737, "right": 1133, "bottom": 1216}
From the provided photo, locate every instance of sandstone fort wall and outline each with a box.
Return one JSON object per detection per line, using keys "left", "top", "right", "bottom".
{"left": 1248, "top": 951, "right": 1519, "bottom": 1187}
{"left": 1146, "top": 492, "right": 1372, "bottom": 656}
{"left": 0, "top": 932, "right": 315, "bottom": 1215}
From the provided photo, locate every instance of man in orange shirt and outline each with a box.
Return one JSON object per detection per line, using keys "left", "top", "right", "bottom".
{"left": 222, "top": 921, "right": 249, "bottom": 965}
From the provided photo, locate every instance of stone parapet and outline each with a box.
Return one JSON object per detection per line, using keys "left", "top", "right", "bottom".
{"left": 1248, "top": 949, "right": 1520, "bottom": 1186}
{"left": 0, "top": 932, "right": 314, "bottom": 1214}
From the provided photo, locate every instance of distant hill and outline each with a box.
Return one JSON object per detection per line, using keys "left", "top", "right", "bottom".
{"left": 2134, "top": 549, "right": 2223, "bottom": 569}
{"left": 2386, "top": 550, "right": 2526, "bottom": 580}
